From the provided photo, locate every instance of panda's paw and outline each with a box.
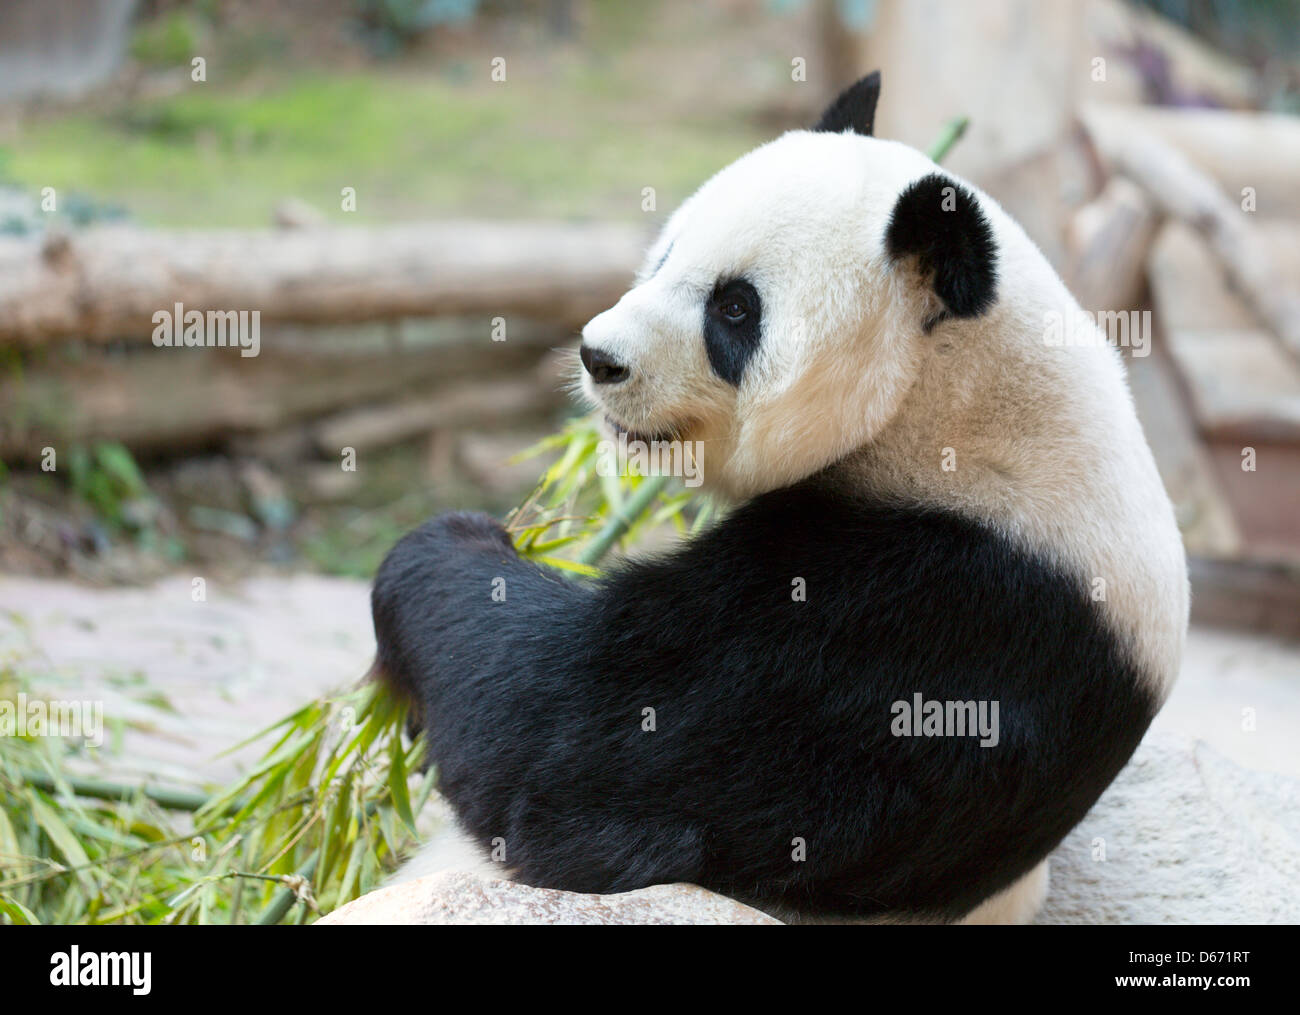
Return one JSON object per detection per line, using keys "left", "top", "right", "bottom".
{"left": 375, "top": 512, "right": 516, "bottom": 607}
{"left": 426, "top": 511, "right": 518, "bottom": 559}
{"left": 371, "top": 511, "right": 518, "bottom": 678}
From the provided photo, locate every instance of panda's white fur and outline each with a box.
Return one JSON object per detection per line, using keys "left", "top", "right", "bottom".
{"left": 373, "top": 74, "right": 1188, "bottom": 924}
{"left": 581, "top": 129, "right": 1187, "bottom": 700}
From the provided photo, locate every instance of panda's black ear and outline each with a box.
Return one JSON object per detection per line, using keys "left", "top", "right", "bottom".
{"left": 886, "top": 173, "right": 998, "bottom": 326}
{"left": 813, "top": 71, "right": 881, "bottom": 136}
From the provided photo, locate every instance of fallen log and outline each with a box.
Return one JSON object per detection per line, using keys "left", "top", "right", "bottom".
{"left": 0, "top": 220, "right": 648, "bottom": 347}
{"left": 310, "top": 378, "right": 559, "bottom": 456}
{"left": 1148, "top": 221, "right": 1300, "bottom": 560}
{"left": 1080, "top": 104, "right": 1300, "bottom": 215}
{"left": 1065, "top": 175, "right": 1158, "bottom": 313}
{"left": 0, "top": 317, "right": 569, "bottom": 460}
{"left": 1079, "top": 111, "right": 1300, "bottom": 361}
{"left": 1126, "top": 324, "right": 1243, "bottom": 560}
{"left": 1148, "top": 222, "right": 1300, "bottom": 444}
{"left": 1189, "top": 555, "right": 1300, "bottom": 637}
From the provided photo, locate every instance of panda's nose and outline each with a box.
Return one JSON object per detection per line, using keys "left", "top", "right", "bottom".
{"left": 579, "top": 344, "right": 630, "bottom": 385}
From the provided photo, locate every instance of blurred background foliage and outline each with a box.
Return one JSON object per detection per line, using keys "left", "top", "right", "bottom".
{"left": 0, "top": 0, "right": 1296, "bottom": 587}
{"left": 3, "top": 0, "right": 778, "bottom": 228}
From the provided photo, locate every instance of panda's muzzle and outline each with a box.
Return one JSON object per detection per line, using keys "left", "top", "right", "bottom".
{"left": 579, "top": 344, "right": 630, "bottom": 385}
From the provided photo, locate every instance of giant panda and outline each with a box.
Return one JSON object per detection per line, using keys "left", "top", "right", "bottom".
{"left": 371, "top": 72, "right": 1189, "bottom": 924}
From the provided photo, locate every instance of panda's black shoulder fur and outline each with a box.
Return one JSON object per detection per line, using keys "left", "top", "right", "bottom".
{"left": 372, "top": 478, "right": 1157, "bottom": 920}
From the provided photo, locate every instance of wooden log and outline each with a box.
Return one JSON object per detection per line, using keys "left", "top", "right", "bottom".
{"left": 1204, "top": 440, "right": 1300, "bottom": 562}
{"left": 1189, "top": 556, "right": 1300, "bottom": 637}
{"left": 0, "top": 220, "right": 647, "bottom": 346}
{"left": 1126, "top": 323, "right": 1242, "bottom": 560}
{"left": 1080, "top": 104, "right": 1300, "bottom": 215}
{"left": 1079, "top": 111, "right": 1300, "bottom": 360}
{"left": 310, "top": 378, "right": 559, "bottom": 456}
{"left": 1082, "top": 0, "right": 1261, "bottom": 109}
{"left": 0, "top": 317, "right": 569, "bottom": 460}
{"left": 1147, "top": 221, "right": 1300, "bottom": 560}
{"left": 1065, "top": 176, "right": 1158, "bottom": 312}
{"left": 1148, "top": 223, "right": 1300, "bottom": 444}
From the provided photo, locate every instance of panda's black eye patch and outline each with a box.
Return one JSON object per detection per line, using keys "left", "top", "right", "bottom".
{"left": 704, "top": 278, "right": 762, "bottom": 386}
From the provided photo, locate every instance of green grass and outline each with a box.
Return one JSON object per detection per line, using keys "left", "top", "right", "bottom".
{"left": 130, "top": 10, "right": 203, "bottom": 67}
{"left": 4, "top": 70, "right": 763, "bottom": 227}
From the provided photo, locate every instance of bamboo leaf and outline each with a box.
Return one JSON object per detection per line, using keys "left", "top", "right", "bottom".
{"left": 0, "top": 894, "right": 39, "bottom": 925}
{"left": 388, "top": 737, "right": 416, "bottom": 836}
{"left": 0, "top": 805, "right": 19, "bottom": 862}
{"left": 532, "top": 556, "right": 601, "bottom": 577}
{"left": 27, "top": 791, "right": 96, "bottom": 896}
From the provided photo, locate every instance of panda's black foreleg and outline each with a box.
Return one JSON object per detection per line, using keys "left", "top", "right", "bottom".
{"left": 369, "top": 505, "right": 806, "bottom": 898}
{"left": 371, "top": 510, "right": 704, "bottom": 892}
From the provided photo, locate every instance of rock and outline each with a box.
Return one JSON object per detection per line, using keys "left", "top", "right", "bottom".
{"left": 316, "top": 870, "right": 782, "bottom": 926}
{"left": 320, "top": 730, "right": 1300, "bottom": 925}
{"left": 1039, "top": 732, "right": 1300, "bottom": 924}
{"left": 299, "top": 462, "right": 364, "bottom": 502}
{"left": 272, "top": 198, "right": 326, "bottom": 229}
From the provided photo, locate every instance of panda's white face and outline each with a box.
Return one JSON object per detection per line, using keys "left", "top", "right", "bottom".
{"left": 579, "top": 131, "right": 946, "bottom": 499}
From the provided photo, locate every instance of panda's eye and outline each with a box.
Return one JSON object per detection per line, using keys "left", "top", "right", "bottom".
{"left": 711, "top": 286, "right": 753, "bottom": 325}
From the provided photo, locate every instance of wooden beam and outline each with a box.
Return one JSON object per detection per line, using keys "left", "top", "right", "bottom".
{"left": 0, "top": 220, "right": 647, "bottom": 346}
{"left": 1189, "top": 555, "right": 1300, "bottom": 637}
{"left": 1081, "top": 112, "right": 1300, "bottom": 361}
{"left": 0, "top": 317, "right": 569, "bottom": 460}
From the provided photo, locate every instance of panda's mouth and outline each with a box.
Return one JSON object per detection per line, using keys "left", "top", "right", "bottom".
{"left": 604, "top": 414, "right": 676, "bottom": 445}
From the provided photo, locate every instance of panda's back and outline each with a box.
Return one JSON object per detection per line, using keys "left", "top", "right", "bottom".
{"left": 569, "top": 478, "right": 1161, "bottom": 919}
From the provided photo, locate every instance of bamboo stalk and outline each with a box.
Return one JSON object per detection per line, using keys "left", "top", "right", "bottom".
{"left": 928, "top": 116, "right": 969, "bottom": 164}
{"left": 577, "top": 475, "right": 671, "bottom": 567}
{"left": 256, "top": 855, "right": 320, "bottom": 926}
{"left": 19, "top": 768, "right": 215, "bottom": 813}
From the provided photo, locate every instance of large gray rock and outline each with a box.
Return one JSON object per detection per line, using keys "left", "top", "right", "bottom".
{"left": 1039, "top": 732, "right": 1300, "bottom": 924}
{"left": 317, "top": 870, "right": 781, "bottom": 926}
{"left": 319, "top": 732, "right": 1300, "bottom": 925}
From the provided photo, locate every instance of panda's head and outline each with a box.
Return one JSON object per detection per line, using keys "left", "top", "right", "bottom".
{"left": 579, "top": 73, "right": 1000, "bottom": 499}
